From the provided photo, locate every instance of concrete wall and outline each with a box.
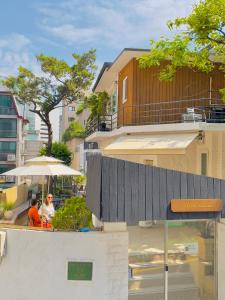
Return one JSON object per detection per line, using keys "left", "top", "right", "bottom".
{"left": 0, "top": 228, "right": 128, "bottom": 300}
{"left": 218, "top": 221, "right": 225, "bottom": 300}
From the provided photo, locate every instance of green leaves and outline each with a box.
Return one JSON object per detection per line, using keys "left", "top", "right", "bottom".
{"left": 52, "top": 196, "right": 92, "bottom": 231}
{"left": 139, "top": 0, "right": 225, "bottom": 98}
{"left": 39, "top": 142, "right": 72, "bottom": 166}
{"left": 86, "top": 91, "right": 110, "bottom": 121}
{"left": 62, "top": 121, "right": 86, "bottom": 142}
{"left": 1, "top": 49, "right": 97, "bottom": 155}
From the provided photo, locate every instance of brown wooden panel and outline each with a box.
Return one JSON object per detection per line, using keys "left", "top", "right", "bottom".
{"left": 171, "top": 199, "right": 223, "bottom": 212}
{"left": 117, "top": 59, "right": 225, "bottom": 127}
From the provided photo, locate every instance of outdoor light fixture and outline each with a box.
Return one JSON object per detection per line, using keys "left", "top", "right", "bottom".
{"left": 197, "top": 130, "right": 205, "bottom": 142}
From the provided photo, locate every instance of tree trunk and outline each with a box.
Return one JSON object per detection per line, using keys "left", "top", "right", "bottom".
{"left": 46, "top": 116, "right": 53, "bottom": 156}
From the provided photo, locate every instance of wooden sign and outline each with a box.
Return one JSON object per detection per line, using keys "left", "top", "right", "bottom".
{"left": 171, "top": 199, "right": 223, "bottom": 212}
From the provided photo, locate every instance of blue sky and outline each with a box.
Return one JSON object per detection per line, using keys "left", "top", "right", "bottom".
{"left": 0, "top": 0, "right": 197, "bottom": 77}
{"left": 0, "top": 0, "right": 197, "bottom": 140}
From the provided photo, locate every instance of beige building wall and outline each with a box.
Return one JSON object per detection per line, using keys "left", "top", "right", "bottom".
{"left": 67, "top": 138, "right": 84, "bottom": 171}
{"left": 99, "top": 131, "right": 225, "bottom": 179}
{"left": 218, "top": 221, "right": 225, "bottom": 300}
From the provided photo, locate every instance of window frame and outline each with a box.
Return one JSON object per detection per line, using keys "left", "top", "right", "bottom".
{"left": 122, "top": 76, "right": 128, "bottom": 104}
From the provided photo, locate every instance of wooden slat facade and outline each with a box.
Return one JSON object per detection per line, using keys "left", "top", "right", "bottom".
{"left": 86, "top": 154, "right": 225, "bottom": 224}
{"left": 117, "top": 59, "right": 225, "bottom": 127}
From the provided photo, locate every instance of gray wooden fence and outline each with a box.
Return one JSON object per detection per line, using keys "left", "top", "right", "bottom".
{"left": 86, "top": 154, "right": 225, "bottom": 224}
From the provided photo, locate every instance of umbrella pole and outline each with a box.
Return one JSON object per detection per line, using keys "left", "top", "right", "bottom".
{"left": 42, "top": 176, "right": 45, "bottom": 205}
{"left": 47, "top": 176, "right": 50, "bottom": 194}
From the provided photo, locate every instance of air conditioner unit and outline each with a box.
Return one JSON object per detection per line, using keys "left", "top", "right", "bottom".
{"left": 182, "top": 110, "right": 203, "bottom": 122}
{"left": 7, "top": 154, "right": 16, "bottom": 161}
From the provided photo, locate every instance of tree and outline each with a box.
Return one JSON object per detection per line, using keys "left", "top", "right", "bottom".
{"left": 77, "top": 91, "right": 110, "bottom": 127}
{"left": 62, "top": 121, "right": 86, "bottom": 142}
{"left": 40, "top": 142, "right": 72, "bottom": 166}
{"left": 2, "top": 50, "right": 96, "bottom": 155}
{"left": 139, "top": 0, "right": 225, "bottom": 99}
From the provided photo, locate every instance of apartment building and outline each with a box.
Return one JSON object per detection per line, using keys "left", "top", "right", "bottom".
{"left": 0, "top": 86, "right": 27, "bottom": 182}
{"left": 86, "top": 48, "right": 225, "bottom": 179}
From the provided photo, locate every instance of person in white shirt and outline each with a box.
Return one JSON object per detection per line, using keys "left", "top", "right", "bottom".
{"left": 39, "top": 193, "right": 55, "bottom": 223}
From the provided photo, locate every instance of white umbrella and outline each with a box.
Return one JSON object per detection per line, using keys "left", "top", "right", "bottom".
{"left": 25, "top": 156, "right": 63, "bottom": 164}
{"left": 2, "top": 164, "right": 82, "bottom": 176}
{"left": 1, "top": 156, "right": 82, "bottom": 205}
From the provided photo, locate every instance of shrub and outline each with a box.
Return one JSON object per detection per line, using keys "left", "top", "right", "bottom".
{"left": 74, "top": 175, "right": 86, "bottom": 187}
{"left": 3, "top": 201, "right": 14, "bottom": 211}
{"left": 39, "top": 142, "right": 72, "bottom": 165}
{"left": 52, "top": 196, "right": 92, "bottom": 231}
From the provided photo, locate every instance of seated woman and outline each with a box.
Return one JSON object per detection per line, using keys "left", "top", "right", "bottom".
{"left": 38, "top": 193, "right": 55, "bottom": 223}
{"left": 28, "top": 199, "right": 42, "bottom": 227}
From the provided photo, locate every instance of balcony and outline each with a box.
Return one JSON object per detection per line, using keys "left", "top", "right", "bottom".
{"left": 0, "top": 106, "right": 16, "bottom": 115}
{"left": 0, "top": 153, "right": 16, "bottom": 162}
{"left": 86, "top": 98, "right": 225, "bottom": 136}
{"left": 0, "top": 130, "right": 17, "bottom": 138}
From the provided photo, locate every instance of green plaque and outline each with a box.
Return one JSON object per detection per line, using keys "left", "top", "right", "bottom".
{"left": 67, "top": 261, "right": 93, "bottom": 281}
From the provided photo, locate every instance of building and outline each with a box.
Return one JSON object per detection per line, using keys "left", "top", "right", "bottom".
{"left": 86, "top": 154, "right": 225, "bottom": 300}
{"left": 85, "top": 48, "right": 225, "bottom": 300}
{"left": 60, "top": 100, "right": 90, "bottom": 140}
{"left": 86, "top": 48, "right": 225, "bottom": 179}
{"left": 0, "top": 86, "right": 27, "bottom": 181}
{"left": 38, "top": 120, "right": 48, "bottom": 142}
{"left": 60, "top": 99, "right": 91, "bottom": 171}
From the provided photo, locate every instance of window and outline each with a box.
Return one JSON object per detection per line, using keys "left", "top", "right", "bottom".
{"left": 111, "top": 90, "right": 118, "bottom": 113}
{"left": 144, "top": 160, "right": 154, "bottom": 166}
{"left": 0, "top": 95, "right": 16, "bottom": 115}
{"left": 201, "top": 153, "right": 207, "bottom": 175}
{"left": 0, "top": 119, "right": 17, "bottom": 138}
{"left": 0, "top": 142, "right": 16, "bottom": 153}
{"left": 122, "top": 77, "right": 128, "bottom": 103}
{"left": 68, "top": 106, "right": 75, "bottom": 112}
{"left": 68, "top": 117, "right": 75, "bottom": 122}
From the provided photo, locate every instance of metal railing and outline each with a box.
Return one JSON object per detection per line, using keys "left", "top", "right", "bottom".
{"left": 86, "top": 98, "right": 225, "bottom": 136}
{"left": 0, "top": 153, "right": 16, "bottom": 161}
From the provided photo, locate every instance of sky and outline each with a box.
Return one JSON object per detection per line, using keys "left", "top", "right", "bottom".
{"left": 0, "top": 0, "right": 197, "bottom": 140}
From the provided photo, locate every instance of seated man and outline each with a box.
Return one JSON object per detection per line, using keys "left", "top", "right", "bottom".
{"left": 28, "top": 199, "right": 42, "bottom": 227}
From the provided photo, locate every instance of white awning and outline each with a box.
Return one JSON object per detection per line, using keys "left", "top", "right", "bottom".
{"left": 103, "top": 133, "right": 198, "bottom": 155}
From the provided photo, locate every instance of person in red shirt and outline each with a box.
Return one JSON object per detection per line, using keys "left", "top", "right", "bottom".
{"left": 28, "top": 199, "right": 42, "bottom": 227}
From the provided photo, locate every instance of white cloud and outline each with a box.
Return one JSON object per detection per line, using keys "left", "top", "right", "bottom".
{"left": 0, "top": 33, "right": 30, "bottom": 51}
{"left": 38, "top": 0, "right": 197, "bottom": 49}
{"left": 0, "top": 33, "right": 41, "bottom": 77}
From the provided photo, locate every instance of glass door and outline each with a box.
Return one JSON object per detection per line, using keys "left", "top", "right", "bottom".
{"left": 128, "top": 219, "right": 217, "bottom": 300}
{"left": 167, "top": 220, "right": 216, "bottom": 300}
{"left": 128, "top": 221, "right": 165, "bottom": 300}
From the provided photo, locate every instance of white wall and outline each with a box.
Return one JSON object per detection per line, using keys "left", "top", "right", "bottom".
{"left": 0, "top": 229, "right": 128, "bottom": 300}
{"left": 218, "top": 221, "right": 225, "bottom": 300}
